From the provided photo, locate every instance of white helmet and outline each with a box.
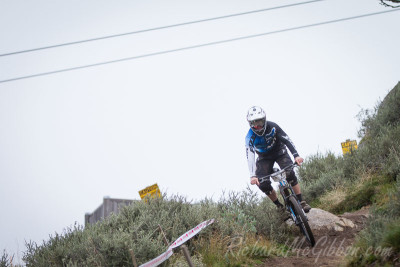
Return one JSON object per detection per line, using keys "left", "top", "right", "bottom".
{"left": 247, "top": 106, "right": 267, "bottom": 136}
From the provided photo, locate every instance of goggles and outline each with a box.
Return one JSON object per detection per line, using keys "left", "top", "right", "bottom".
{"left": 250, "top": 119, "right": 265, "bottom": 129}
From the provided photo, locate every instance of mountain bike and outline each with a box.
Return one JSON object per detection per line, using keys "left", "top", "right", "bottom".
{"left": 258, "top": 163, "right": 315, "bottom": 247}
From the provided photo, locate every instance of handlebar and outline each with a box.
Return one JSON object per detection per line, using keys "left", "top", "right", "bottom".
{"left": 257, "top": 162, "right": 298, "bottom": 184}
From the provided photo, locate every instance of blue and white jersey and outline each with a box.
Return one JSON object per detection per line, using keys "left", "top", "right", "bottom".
{"left": 245, "top": 121, "right": 299, "bottom": 177}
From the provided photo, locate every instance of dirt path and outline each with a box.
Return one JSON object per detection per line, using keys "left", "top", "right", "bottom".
{"left": 260, "top": 207, "right": 370, "bottom": 267}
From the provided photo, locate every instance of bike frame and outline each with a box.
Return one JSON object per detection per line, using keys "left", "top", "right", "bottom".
{"left": 258, "top": 164, "right": 306, "bottom": 225}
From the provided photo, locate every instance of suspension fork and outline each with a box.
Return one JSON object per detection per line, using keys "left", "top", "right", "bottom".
{"left": 279, "top": 183, "right": 300, "bottom": 223}
{"left": 279, "top": 183, "right": 296, "bottom": 204}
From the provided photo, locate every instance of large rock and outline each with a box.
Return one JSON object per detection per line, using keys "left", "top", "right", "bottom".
{"left": 306, "top": 208, "right": 355, "bottom": 232}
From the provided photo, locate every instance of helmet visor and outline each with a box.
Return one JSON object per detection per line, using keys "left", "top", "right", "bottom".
{"left": 250, "top": 118, "right": 265, "bottom": 130}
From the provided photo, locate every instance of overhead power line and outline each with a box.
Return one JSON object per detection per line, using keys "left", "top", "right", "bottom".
{"left": 0, "top": 0, "right": 324, "bottom": 57}
{"left": 0, "top": 9, "right": 399, "bottom": 84}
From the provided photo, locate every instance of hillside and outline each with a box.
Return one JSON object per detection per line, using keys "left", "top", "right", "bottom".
{"left": 299, "top": 81, "right": 400, "bottom": 266}
{"left": 2, "top": 82, "right": 399, "bottom": 267}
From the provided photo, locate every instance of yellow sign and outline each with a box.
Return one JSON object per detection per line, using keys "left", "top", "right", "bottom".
{"left": 341, "top": 139, "right": 358, "bottom": 155}
{"left": 139, "top": 183, "right": 161, "bottom": 199}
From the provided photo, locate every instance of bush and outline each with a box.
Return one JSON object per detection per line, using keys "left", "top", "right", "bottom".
{"left": 298, "top": 151, "right": 360, "bottom": 203}
{"left": 382, "top": 221, "right": 400, "bottom": 253}
{"left": 23, "top": 188, "right": 290, "bottom": 266}
{"left": 1, "top": 250, "right": 12, "bottom": 267}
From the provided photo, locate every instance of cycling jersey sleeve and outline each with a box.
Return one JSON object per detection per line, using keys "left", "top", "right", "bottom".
{"left": 275, "top": 124, "right": 300, "bottom": 158}
{"left": 245, "top": 131, "right": 256, "bottom": 177}
{"left": 246, "top": 146, "right": 256, "bottom": 177}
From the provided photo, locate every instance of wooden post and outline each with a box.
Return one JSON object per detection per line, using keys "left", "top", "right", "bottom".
{"left": 181, "top": 245, "right": 194, "bottom": 267}
{"left": 129, "top": 249, "right": 138, "bottom": 267}
{"left": 158, "top": 224, "right": 194, "bottom": 266}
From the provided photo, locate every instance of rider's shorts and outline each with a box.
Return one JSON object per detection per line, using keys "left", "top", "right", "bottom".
{"left": 255, "top": 151, "right": 298, "bottom": 195}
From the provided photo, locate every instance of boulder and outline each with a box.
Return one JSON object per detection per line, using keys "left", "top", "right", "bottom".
{"left": 286, "top": 208, "right": 355, "bottom": 232}
{"left": 306, "top": 208, "right": 355, "bottom": 232}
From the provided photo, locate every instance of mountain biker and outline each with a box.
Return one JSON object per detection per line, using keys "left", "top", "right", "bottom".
{"left": 245, "top": 106, "right": 311, "bottom": 213}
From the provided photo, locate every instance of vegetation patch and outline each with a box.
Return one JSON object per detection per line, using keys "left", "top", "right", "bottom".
{"left": 19, "top": 188, "right": 293, "bottom": 267}
{"left": 331, "top": 174, "right": 395, "bottom": 214}
{"left": 299, "top": 82, "right": 400, "bottom": 266}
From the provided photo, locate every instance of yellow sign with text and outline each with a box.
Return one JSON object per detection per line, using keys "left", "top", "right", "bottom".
{"left": 341, "top": 139, "right": 358, "bottom": 155}
{"left": 139, "top": 183, "right": 161, "bottom": 200}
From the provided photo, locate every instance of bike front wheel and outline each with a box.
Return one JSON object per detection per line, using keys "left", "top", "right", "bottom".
{"left": 288, "top": 195, "right": 315, "bottom": 247}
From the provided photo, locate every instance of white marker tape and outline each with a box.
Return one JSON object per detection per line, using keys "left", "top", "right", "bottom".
{"left": 139, "top": 247, "right": 173, "bottom": 267}
{"left": 169, "top": 219, "right": 214, "bottom": 249}
{"left": 138, "top": 219, "right": 214, "bottom": 267}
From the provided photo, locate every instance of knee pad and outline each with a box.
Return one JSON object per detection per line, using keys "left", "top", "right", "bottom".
{"left": 286, "top": 171, "right": 298, "bottom": 186}
{"left": 259, "top": 180, "right": 273, "bottom": 195}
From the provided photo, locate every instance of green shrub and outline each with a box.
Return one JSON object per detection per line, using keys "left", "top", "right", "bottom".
{"left": 297, "top": 151, "right": 339, "bottom": 184}
{"left": 1, "top": 250, "right": 12, "bottom": 267}
{"left": 23, "top": 189, "right": 290, "bottom": 266}
{"left": 382, "top": 221, "right": 400, "bottom": 253}
{"left": 217, "top": 187, "right": 291, "bottom": 243}
{"left": 299, "top": 152, "right": 350, "bottom": 202}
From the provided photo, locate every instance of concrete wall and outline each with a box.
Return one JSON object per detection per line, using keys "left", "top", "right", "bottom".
{"left": 85, "top": 197, "right": 134, "bottom": 226}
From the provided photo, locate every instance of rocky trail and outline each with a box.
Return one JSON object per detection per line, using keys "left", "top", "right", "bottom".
{"left": 260, "top": 207, "right": 370, "bottom": 267}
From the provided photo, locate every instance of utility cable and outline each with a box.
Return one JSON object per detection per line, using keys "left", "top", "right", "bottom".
{"left": 0, "top": 9, "right": 399, "bottom": 84}
{"left": 0, "top": 0, "right": 324, "bottom": 57}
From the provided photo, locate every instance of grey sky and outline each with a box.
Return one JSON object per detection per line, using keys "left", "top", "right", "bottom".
{"left": 0, "top": 0, "right": 399, "bottom": 263}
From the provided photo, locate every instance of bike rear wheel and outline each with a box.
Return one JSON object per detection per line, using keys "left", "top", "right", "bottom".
{"left": 288, "top": 195, "right": 315, "bottom": 247}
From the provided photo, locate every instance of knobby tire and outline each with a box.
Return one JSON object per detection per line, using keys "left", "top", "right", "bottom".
{"left": 288, "top": 195, "right": 315, "bottom": 247}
